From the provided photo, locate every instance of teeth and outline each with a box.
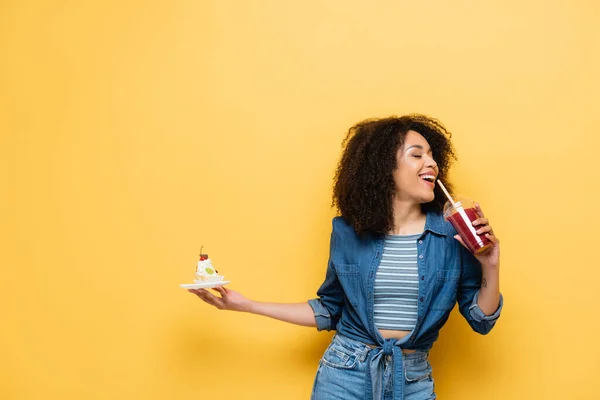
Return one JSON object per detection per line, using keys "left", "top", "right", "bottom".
{"left": 421, "top": 175, "right": 435, "bottom": 182}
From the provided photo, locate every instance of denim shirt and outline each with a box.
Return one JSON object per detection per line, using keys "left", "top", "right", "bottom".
{"left": 308, "top": 211, "right": 503, "bottom": 399}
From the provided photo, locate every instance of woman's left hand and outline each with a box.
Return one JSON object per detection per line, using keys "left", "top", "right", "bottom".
{"left": 454, "top": 203, "right": 500, "bottom": 268}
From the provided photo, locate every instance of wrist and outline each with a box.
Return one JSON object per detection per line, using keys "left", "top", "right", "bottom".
{"left": 481, "top": 261, "right": 499, "bottom": 270}
{"left": 245, "top": 299, "right": 258, "bottom": 314}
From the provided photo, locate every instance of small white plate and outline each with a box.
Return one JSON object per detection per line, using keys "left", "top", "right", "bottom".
{"left": 180, "top": 281, "right": 230, "bottom": 289}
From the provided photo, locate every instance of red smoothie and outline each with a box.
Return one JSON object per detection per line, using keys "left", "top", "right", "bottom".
{"left": 447, "top": 207, "right": 492, "bottom": 255}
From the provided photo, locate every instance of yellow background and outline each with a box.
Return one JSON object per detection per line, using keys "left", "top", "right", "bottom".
{"left": 1, "top": 1, "right": 598, "bottom": 399}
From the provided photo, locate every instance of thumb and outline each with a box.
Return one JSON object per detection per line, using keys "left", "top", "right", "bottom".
{"left": 213, "top": 285, "right": 227, "bottom": 296}
{"left": 454, "top": 234, "right": 467, "bottom": 249}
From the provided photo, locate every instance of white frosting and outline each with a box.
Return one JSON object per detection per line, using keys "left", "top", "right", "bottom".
{"left": 196, "top": 259, "right": 216, "bottom": 275}
{"left": 195, "top": 258, "right": 224, "bottom": 282}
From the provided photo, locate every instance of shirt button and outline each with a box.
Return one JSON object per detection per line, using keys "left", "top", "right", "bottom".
{"left": 421, "top": 276, "right": 425, "bottom": 281}
{"left": 420, "top": 297, "right": 424, "bottom": 302}
{"left": 419, "top": 255, "right": 424, "bottom": 260}
{"left": 418, "top": 240, "right": 423, "bottom": 244}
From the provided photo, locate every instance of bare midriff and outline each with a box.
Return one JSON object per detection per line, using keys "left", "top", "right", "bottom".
{"left": 379, "top": 329, "right": 412, "bottom": 340}
{"left": 377, "top": 329, "right": 416, "bottom": 353}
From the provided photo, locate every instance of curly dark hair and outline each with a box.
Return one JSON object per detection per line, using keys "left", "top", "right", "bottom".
{"left": 332, "top": 114, "right": 457, "bottom": 237}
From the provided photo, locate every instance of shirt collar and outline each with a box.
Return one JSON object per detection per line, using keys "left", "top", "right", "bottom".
{"left": 424, "top": 211, "right": 447, "bottom": 236}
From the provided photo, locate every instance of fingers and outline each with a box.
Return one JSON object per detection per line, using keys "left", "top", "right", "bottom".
{"left": 212, "top": 285, "right": 227, "bottom": 296}
{"left": 188, "top": 288, "right": 225, "bottom": 309}
{"left": 485, "top": 233, "right": 500, "bottom": 245}
{"left": 475, "top": 224, "right": 493, "bottom": 236}
{"left": 189, "top": 288, "right": 209, "bottom": 300}
{"left": 471, "top": 217, "right": 489, "bottom": 227}
{"left": 472, "top": 218, "right": 493, "bottom": 236}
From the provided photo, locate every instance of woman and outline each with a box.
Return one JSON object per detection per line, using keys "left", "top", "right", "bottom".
{"left": 189, "top": 114, "right": 503, "bottom": 400}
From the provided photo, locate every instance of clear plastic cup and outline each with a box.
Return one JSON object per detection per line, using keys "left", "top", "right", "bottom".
{"left": 443, "top": 196, "right": 493, "bottom": 255}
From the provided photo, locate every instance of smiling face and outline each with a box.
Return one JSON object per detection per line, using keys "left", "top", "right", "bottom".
{"left": 393, "top": 130, "right": 439, "bottom": 204}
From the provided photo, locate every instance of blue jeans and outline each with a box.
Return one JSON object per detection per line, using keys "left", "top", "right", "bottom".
{"left": 311, "top": 333, "right": 435, "bottom": 400}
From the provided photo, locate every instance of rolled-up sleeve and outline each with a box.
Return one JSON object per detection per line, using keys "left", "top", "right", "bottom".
{"left": 308, "top": 297, "right": 336, "bottom": 331}
{"left": 469, "top": 290, "right": 503, "bottom": 322}
{"left": 307, "top": 219, "right": 344, "bottom": 331}
{"left": 457, "top": 246, "right": 503, "bottom": 335}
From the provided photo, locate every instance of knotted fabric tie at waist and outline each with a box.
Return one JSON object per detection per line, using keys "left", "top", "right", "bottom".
{"left": 366, "top": 338, "right": 405, "bottom": 400}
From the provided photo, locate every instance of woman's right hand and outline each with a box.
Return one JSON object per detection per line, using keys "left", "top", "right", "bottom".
{"left": 188, "top": 286, "right": 252, "bottom": 312}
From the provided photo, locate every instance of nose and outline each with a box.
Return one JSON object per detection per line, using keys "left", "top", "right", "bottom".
{"left": 425, "top": 154, "right": 438, "bottom": 170}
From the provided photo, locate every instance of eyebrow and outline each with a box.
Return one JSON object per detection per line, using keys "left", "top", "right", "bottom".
{"left": 405, "top": 145, "right": 431, "bottom": 152}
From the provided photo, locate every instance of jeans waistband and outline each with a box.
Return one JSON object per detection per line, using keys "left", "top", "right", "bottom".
{"left": 332, "top": 333, "right": 428, "bottom": 399}
{"left": 333, "top": 333, "right": 427, "bottom": 357}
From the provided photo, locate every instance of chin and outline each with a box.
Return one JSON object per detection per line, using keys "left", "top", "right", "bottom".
{"left": 419, "top": 194, "right": 436, "bottom": 204}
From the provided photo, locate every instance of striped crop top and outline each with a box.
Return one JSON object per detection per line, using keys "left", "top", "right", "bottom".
{"left": 373, "top": 233, "right": 421, "bottom": 331}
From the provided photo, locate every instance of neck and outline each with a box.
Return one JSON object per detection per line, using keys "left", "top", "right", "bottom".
{"left": 390, "top": 199, "right": 426, "bottom": 235}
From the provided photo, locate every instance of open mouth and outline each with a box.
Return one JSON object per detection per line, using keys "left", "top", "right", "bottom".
{"left": 420, "top": 174, "right": 436, "bottom": 183}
